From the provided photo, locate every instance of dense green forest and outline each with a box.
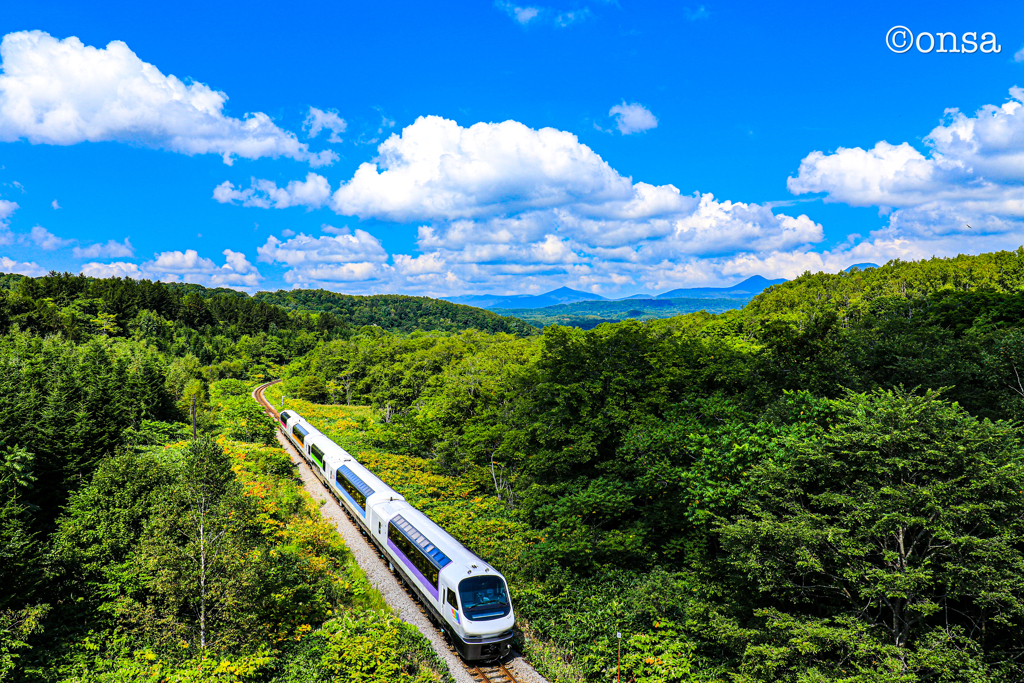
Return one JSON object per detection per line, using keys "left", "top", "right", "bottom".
{"left": 253, "top": 288, "right": 536, "bottom": 335}
{"left": 0, "top": 272, "right": 502, "bottom": 681}
{"left": 4, "top": 249, "right": 1024, "bottom": 681}
{"left": 279, "top": 248, "right": 1024, "bottom": 682}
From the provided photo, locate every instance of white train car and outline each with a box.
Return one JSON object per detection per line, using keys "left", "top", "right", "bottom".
{"left": 278, "top": 409, "right": 515, "bottom": 660}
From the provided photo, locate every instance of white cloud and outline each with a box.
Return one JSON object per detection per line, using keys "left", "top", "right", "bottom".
{"left": 256, "top": 230, "right": 392, "bottom": 285}
{"left": 496, "top": 1, "right": 541, "bottom": 24}
{"left": 304, "top": 107, "right": 346, "bottom": 143}
{"left": 143, "top": 248, "right": 262, "bottom": 289}
{"left": 609, "top": 102, "right": 658, "bottom": 135}
{"left": 0, "top": 255, "right": 45, "bottom": 276}
{"left": 256, "top": 229, "right": 388, "bottom": 266}
{"left": 0, "top": 200, "right": 17, "bottom": 246}
{"left": 0, "top": 31, "right": 336, "bottom": 167}
{"left": 72, "top": 237, "right": 134, "bottom": 258}
{"left": 81, "top": 261, "right": 141, "bottom": 279}
{"left": 554, "top": 9, "right": 591, "bottom": 27}
{"left": 789, "top": 86, "right": 1024, "bottom": 240}
{"left": 683, "top": 6, "right": 709, "bottom": 20}
{"left": 51, "top": 199, "right": 60, "bottom": 209}
{"left": 213, "top": 172, "right": 331, "bottom": 209}
{"left": 30, "top": 225, "right": 73, "bottom": 250}
{"left": 0, "top": 199, "right": 17, "bottom": 221}
{"left": 1015, "top": 46, "right": 1024, "bottom": 62}
{"left": 220, "top": 115, "right": 828, "bottom": 295}
{"left": 495, "top": 2, "right": 589, "bottom": 28}
{"left": 328, "top": 115, "right": 638, "bottom": 222}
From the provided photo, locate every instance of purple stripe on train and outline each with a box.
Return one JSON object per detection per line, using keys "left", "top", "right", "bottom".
{"left": 388, "top": 538, "right": 439, "bottom": 601}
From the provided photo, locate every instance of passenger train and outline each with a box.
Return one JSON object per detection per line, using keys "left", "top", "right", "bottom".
{"left": 278, "top": 409, "right": 515, "bottom": 660}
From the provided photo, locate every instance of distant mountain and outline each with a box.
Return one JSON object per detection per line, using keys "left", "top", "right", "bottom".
{"left": 844, "top": 263, "right": 879, "bottom": 272}
{"left": 656, "top": 275, "right": 788, "bottom": 299}
{"left": 442, "top": 286, "right": 607, "bottom": 310}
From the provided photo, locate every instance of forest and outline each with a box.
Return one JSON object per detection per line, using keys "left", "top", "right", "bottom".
{"left": 2, "top": 248, "right": 1024, "bottom": 682}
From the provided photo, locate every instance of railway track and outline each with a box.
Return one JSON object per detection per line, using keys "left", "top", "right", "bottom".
{"left": 252, "top": 380, "right": 526, "bottom": 683}
{"left": 470, "top": 662, "right": 520, "bottom": 683}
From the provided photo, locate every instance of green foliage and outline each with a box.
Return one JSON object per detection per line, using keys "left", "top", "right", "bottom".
{"left": 0, "top": 603, "right": 49, "bottom": 680}
{"left": 42, "top": 435, "right": 443, "bottom": 681}
{"left": 280, "top": 611, "right": 446, "bottom": 683}
{"left": 718, "top": 388, "right": 1024, "bottom": 681}
{"left": 492, "top": 296, "right": 746, "bottom": 329}
{"left": 9, "top": 249, "right": 1024, "bottom": 682}
{"left": 0, "top": 445, "right": 38, "bottom": 610}
{"left": 253, "top": 288, "right": 537, "bottom": 336}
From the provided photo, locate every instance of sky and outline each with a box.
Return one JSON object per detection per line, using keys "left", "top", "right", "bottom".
{"left": 1, "top": 0, "right": 1024, "bottom": 297}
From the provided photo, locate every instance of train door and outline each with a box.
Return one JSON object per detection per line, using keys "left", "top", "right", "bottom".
{"left": 439, "top": 580, "right": 461, "bottom": 631}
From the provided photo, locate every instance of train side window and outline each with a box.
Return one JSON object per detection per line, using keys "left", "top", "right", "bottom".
{"left": 447, "top": 588, "right": 458, "bottom": 609}
{"left": 378, "top": 521, "right": 382, "bottom": 534}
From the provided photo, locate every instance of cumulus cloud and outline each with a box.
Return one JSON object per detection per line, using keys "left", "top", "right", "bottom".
{"left": 1015, "top": 46, "right": 1024, "bottom": 62}
{"left": 609, "top": 102, "right": 658, "bottom": 135}
{"left": 0, "top": 31, "right": 335, "bottom": 166}
{"left": 72, "top": 237, "right": 134, "bottom": 259}
{"left": 51, "top": 199, "right": 60, "bottom": 209}
{"left": 216, "top": 115, "right": 830, "bottom": 295}
{"left": 143, "top": 248, "right": 262, "bottom": 289}
{"left": 81, "top": 261, "right": 141, "bottom": 279}
{"left": 213, "top": 172, "right": 331, "bottom": 209}
{"left": 30, "top": 225, "right": 73, "bottom": 250}
{"left": 0, "top": 255, "right": 45, "bottom": 276}
{"left": 304, "top": 107, "right": 346, "bottom": 143}
{"left": 256, "top": 229, "right": 392, "bottom": 285}
{"left": 789, "top": 86, "right": 1024, "bottom": 240}
{"left": 328, "top": 116, "right": 638, "bottom": 221}
{"left": 0, "top": 200, "right": 17, "bottom": 245}
{"left": 0, "top": 199, "right": 17, "bottom": 221}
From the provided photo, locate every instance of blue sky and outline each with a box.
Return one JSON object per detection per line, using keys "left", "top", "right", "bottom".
{"left": 1, "top": 0, "right": 1023, "bottom": 296}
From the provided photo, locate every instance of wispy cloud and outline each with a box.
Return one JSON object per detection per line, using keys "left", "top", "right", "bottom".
{"left": 496, "top": 1, "right": 541, "bottom": 24}
{"left": 684, "top": 5, "right": 709, "bottom": 20}
{"left": 555, "top": 8, "right": 592, "bottom": 26}
{"left": 304, "top": 107, "right": 347, "bottom": 143}
{"left": 609, "top": 101, "right": 658, "bottom": 134}
{"left": 29, "top": 225, "right": 73, "bottom": 250}
{"left": 495, "top": 1, "right": 590, "bottom": 28}
{"left": 72, "top": 238, "right": 134, "bottom": 259}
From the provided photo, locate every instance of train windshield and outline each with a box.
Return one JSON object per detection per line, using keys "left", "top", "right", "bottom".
{"left": 458, "top": 575, "right": 510, "bottom": 621}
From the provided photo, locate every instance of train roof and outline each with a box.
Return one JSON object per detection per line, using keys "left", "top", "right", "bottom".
{"left": 304, "top": 428, "right": 402, "bottom": 501}
{"left": 284, "top": 410, "right": 501, "bottom": 581}
{"left": 380, "top": 497, "right": 499, "bottom": 579}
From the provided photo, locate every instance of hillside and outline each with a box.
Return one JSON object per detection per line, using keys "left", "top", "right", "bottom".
{"left": 442, "top": 285, "right": 607, "bottom": 309}
{"left": 746, "top": 248, "right": 1024, "bottom": 322}
{"left": 280, "top": 247, "right": 1024, "bottom": 682}
{"left": 253, "top": 288, "right": 537, "bottom": 336}
{"left": 493, "top": 296, "right": 746, "bottom": 328}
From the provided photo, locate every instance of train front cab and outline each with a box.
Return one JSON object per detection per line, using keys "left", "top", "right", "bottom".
{"left": 440, "top": 573, "right": 514, "bottom": 660}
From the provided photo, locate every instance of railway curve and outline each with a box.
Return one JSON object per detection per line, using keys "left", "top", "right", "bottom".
{"left": 252, "top": 380, "right": 543, "bottom": 683}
